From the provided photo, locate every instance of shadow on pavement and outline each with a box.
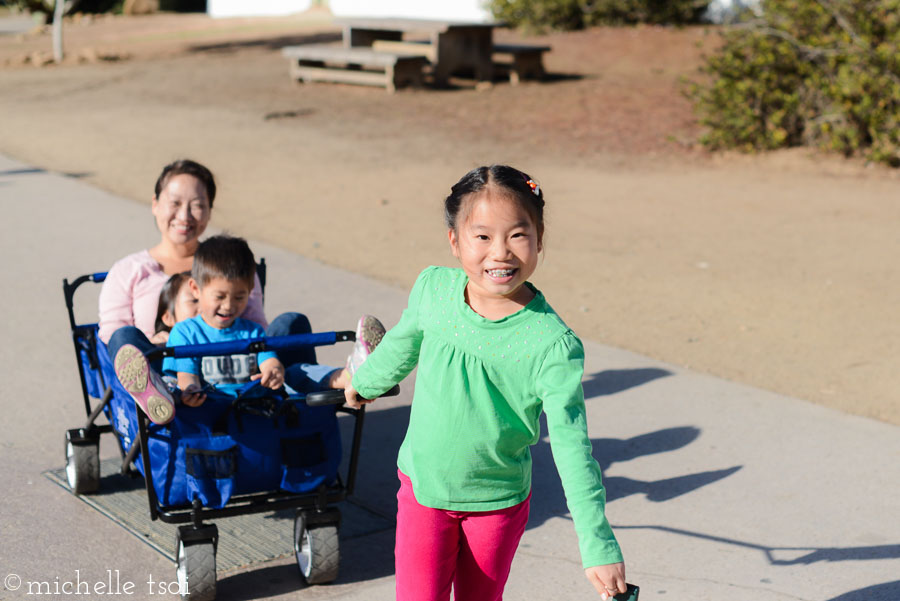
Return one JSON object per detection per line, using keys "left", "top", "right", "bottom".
{"left": 216, "top": 526, "right": 398, "bottom": 598}
{"left": 0, "top": 167, "right": 45, "bottom": 176}
{"left": 583, "top": 367, "right": 672, "bottom": 398}
{"left": 614, "top": 524, "right": 900, "bottom": 567}
{"left": 827, "top": 580, "right": 900, "bottom": 601}
{"left": 346, "top": 367, "right": 740, "bottom": 535}
{"left": 529, "top": 422, "right": 742, "bottom": 526}
{"left": 189, "top": 32, "right": 342, "bottom": 54}
{"left": 604, "top": 466, "right": 743, "bottom": 503}
{"left": 0, "top": 167, "right": 91, "bottom": 178}
{"left": 216, "top": 563, "right": 303, "bottom": 600}
{"left": 538, "top": 72, "right": 585, "bottom": 84}
{"left": 214, "top": 367, "right": 740, "bottom": 593}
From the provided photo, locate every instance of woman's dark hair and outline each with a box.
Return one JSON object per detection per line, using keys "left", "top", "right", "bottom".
{"left": 154, "top": 159, "right": 217, "bottom": 207}
{"left": 154, "top": 271, "right": 192, "bottom": 334}
{"left": 444, "top": 165, "right": 545, "bottom": 241}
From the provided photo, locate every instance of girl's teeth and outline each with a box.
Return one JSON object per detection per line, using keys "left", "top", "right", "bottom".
{"left": 488, "top": 269, "right": 514, "bottom": 277}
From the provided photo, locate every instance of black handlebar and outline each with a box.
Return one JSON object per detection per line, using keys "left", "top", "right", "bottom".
{"left": 306, "top": 385, "right": 400, "bottom": 407}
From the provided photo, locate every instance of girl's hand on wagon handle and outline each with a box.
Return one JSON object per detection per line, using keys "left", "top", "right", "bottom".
{"left": 342, "top": 382, "right": 375, "bottom": 410}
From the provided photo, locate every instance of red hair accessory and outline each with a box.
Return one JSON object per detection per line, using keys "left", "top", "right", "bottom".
{"left": 525, "top": 178, "right": 540, "bottom": 196}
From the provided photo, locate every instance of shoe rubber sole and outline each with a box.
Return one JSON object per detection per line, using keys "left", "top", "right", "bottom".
{"left": 357, "top": 315, "right": 385, "bottom": 353}
{"left": 347, "top": 315, "right": 386, "bottom": 375}
{"left": 114, "top": 345, "right": 175, "bottom": 425}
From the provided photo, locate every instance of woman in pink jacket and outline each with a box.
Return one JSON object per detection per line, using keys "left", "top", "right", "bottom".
{"left": 99, "top": 160, "right": 267, "bottom": 355}
{"left": 100, "top": 159, "right": 321, "bottom": 424}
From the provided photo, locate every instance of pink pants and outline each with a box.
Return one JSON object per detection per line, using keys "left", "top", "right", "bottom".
{"left": 395, "top": 471, "right": 531, "bottom": 601}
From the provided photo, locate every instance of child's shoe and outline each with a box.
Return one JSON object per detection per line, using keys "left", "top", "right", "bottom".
{"left": 346, "top": 315, "right": 386, "bottom": 375}
{"left": 114, "top": 344, "right": 176, "bottom": 425}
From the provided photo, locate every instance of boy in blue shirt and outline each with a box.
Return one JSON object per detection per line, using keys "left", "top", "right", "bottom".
{"left": 164, "top": 234, "right": 345, "bottom": 406}
{"left": 114, "top": 234, "right": 384, "bottom": 420}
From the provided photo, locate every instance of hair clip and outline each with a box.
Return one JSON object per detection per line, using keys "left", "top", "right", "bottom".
{"left": 525, "top": 179, "right": 540, "bottom": 197}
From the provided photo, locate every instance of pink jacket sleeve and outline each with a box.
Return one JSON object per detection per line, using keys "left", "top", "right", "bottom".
{"left": 98, "top": 251, "right": 169, "bottom": 343}
{"left": 98, "top": 257, "right": 138, "bottom": 343}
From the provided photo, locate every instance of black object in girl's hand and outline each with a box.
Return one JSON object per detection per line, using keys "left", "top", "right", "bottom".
{"left": 614, "top": 584, "right": 639, "bottom": 601}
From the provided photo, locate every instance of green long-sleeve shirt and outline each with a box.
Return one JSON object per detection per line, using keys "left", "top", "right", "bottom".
{"left": 353, "top": 266, "right": 623, "bottom": 567}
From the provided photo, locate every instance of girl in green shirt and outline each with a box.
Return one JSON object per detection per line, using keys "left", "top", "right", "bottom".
{"left": 344, "top": 165, "right": 627, "bottom": 600}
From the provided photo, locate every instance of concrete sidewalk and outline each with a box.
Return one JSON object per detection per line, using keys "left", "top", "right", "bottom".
{"left": 1, "top": 153, "right": 897, "bottom": 601}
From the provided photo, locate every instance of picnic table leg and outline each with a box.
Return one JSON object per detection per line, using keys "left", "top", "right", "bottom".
{"left": 433, "top": 28, "right": 493, "bottom": 87}
{"left": 475, "top": 57, "right": 494, "bottom": 85}
{"left": 430, "top": 31, "right": 449, "bottom": 87}
{"left": 391, "top": 59, "right": 425, "bottom": 91}
{"left": 513, "top": 52, "right": 545, "bottom": 84}
{"left": 385, "top": 63, "right": 397, "bottom": 94}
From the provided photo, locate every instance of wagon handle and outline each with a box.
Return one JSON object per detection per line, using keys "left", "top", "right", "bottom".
{"left": 305, "top": 385, "right": 399, "bottom": 407}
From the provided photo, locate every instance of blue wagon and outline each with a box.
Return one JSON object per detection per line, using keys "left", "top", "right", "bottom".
{"left": 61, "top": 265, "right": 393, "bottom": 600}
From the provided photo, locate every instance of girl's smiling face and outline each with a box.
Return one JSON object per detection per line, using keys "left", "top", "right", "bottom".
{"left": 449, "top": 189, "right": 542, "bottom": 318}
{"left": 160, "top": 279, "right": 200, "bottom": 330}
{"left": 151, "top": 173, "right": 211, "bottom": 246}
{"left": 171, "top": 280, "right": 199, "bottom": 323}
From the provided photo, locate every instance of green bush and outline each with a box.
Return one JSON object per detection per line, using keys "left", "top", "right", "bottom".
{"left": 489, "top": 0, "right": 583, "bottom": 30}
{"left": 9, "top": 0, "right": 55, "bottom": 22}
{"left": 489, "top": 0, "right": 709, "bottom": 31}
{"left": 9, "top": 0, "right": 121, "bottom": 23}
{"left": 687, "top": 0, "right": 900, "bottom": 166}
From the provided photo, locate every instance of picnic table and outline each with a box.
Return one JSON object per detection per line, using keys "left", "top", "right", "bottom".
{"left": 281, "top": 17, "right": 550, "bottom": 92}
{"left": 334, "top": 17, "right": 501, "bottom": 86}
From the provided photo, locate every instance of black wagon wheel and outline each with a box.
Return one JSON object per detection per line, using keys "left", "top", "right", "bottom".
{"left": 294, "top": 514, "right": 340, "bottom": 584}
{"left": 65, "top": 431, "right": 99, "bottom": 495}
{"left": 175, "top": 529, "right": 217, "bottom": 601}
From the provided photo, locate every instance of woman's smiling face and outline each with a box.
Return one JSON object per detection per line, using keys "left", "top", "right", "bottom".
{"left": 151, "top": 173, "right": 211, "bottom": 246}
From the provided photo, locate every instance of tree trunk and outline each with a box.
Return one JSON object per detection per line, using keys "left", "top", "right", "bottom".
{"left": 52, "top": 0, "right": 63, "bottom": 63}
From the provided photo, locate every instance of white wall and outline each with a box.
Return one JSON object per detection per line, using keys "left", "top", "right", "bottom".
{"left": 330, "top": 0, "right": 492, "bottom": 21}
{"left": 208, "top": 0, "right": 492, "bottom": 21}
{"left": 207, "top": 0, "right": 311, "bottom": 18}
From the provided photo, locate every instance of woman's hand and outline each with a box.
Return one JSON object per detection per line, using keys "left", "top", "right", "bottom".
{"left": 585, "top": 562, "right": 626, "bottom": 599}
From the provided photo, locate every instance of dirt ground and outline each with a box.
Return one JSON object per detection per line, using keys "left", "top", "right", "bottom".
{"left": 1, "top": 11, "right": 898, "bottom": 425}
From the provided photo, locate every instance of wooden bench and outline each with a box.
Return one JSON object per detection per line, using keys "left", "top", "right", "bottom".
{"left": 492, "top": 43, "right": 551, "bottom": 85}
{"left": 281, "top": 45, "right": 428, "bottom": 93}
{"left": 338, "top": 18, "right": 498, "bottom": 86}
{"left": 371, "top": 39, "right": 437, "bottom": 62}
{"left": 372, "top": 40, "right": 552, "bottom": 86}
